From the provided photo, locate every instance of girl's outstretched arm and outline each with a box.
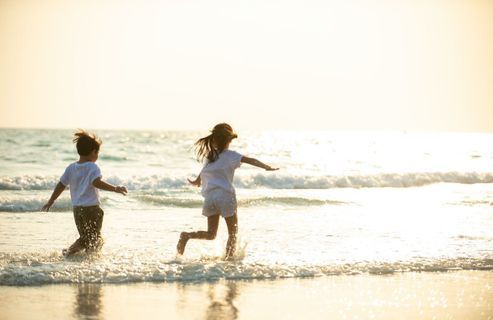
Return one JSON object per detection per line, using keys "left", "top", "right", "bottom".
{"left": 188, "top": 175, "right": 201, "bottom": 187}
{"left": 241, "top": 156, "right": 279, "bottom": 171}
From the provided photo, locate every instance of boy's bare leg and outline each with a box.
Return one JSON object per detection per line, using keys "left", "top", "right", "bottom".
{"left": 224, "top": 214, "right": 238, "bottom": 260}
{"left": 63, "top": 238, "right": 84, "bottom": 256}
{"left": 177, "top": 215, "right": 220, "bottom": 255}
{"left": 86, "top": 235, "right": 104, "bottom": 254}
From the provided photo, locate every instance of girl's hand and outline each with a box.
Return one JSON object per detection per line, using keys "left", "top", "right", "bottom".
{"left": 188, "top": 177, "right": 201, "bottom": 187}
{"left": 241, "top": 156, "right": 279, "bottom": 171}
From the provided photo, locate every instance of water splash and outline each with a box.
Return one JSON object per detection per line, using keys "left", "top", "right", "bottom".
{"left": 1, "top": 251, "right": 492, "bottom": 286}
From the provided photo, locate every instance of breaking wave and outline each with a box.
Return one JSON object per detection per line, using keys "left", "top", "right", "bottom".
{"left": 1, "top": 171, "right": 493, "bottom": 191}
{"left": 134, "top": 195, "right": 345, "bottom": 208}
{"left": 1, "top": 252, "right": 492, "bottom": 286}
{"left": 0, "top": 195, "right": 345, "bottom": 212}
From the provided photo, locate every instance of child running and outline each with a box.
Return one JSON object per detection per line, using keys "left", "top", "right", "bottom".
{"left": 177, "top": 123, "right": 278, "bottom": 260}
{"left": 42, "top": 130, "right": 128, "bottom": 256}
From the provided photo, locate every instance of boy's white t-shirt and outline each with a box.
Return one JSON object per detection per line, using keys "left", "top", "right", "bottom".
{"left": 60, "top": 162, "right": 102, "bottom": 206}
{"left": 200, "top": 150, "right": 243, "bottom": 196}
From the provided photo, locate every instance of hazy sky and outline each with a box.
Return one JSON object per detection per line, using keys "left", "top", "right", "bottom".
{"left": 0, "top": 0, "right": 492, "bottom": 132}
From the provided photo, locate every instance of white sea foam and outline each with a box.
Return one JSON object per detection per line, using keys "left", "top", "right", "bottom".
{"left": 1, "top": 252, "right": 492, "bottom": 286}
{"left": 0, "top": 194, "right": 345, "bottom": 212}
{"left": 0, "top": 175, "right": 58, "bottom": 191}
{"left": 235, "top": 172, "right": 493, "bottom": 189}
{"left": 1, "top": 171, "right": 493, "bottom": 191}
{"left": 0, "top": 197, "right": 73, "bottom": 212}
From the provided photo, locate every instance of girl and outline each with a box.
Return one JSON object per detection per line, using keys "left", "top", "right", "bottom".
{"left": 177, "top": 123, "right": 278, "bottom": 260}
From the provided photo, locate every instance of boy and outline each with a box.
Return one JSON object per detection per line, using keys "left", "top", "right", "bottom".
{"left": 42, "top": 130, "right": 127, "bottom": 256}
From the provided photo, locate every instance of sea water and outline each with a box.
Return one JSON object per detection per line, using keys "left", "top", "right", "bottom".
{"left": 0, "top": 128, "right": 492, "bottom": 285}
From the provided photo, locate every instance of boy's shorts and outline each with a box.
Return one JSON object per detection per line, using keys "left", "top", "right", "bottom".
{"left": 73, "top": 205, "right": 104, "bottom": 250}
{"left": 202, "top": 188, "right": 237, "bottom": 218}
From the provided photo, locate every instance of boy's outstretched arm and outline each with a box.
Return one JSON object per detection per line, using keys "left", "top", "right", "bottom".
{"left": 92, "top": 178, "right": 128, "bottom": 195}
{"left": 241, "top": 156, "right": 279, "bottom": 171}
{"left": 42, "top": 182, "right": 66, "bottom": 212}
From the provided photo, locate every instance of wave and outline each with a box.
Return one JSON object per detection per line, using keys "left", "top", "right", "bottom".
{"left": 0, "top": 195, "right": 344, "bottom": 212}
{"left": 455, "top": 235, "right": 493, "bottom": 241}
{"left": 135, "top": 195, "right": 345, "bottom": 208}
{"left": 98, "top": 155, "right": 128, "bottom": 161}
{"left": 0, "top": 195, "right": 112, "bottom": 213}
{"left": 453, "top": 200, "right": 493, "bottom": 207}
{"left": 0, "top": 176, "right": 59, "bottom": 191}
{"left": 134, "top": 195, "right": 203, "bottom": 208}
{"left": 235, "top": 172, "right": 493, "bottom": 189}
{"left": 0, "top": 197, "right": 73, "bottom": 212}
{"left": 0, "top": 175, "right": 187, "bottom": 191}
{"left": 1, "top": 252, "right": 492, "bottom": 286}
{"left": 1, "top": 171, "right": 493, "bottom": 191}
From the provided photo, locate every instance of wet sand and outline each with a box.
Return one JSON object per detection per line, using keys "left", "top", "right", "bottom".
{"left": 1, "top": 270, "right": 492, "bottom": 319}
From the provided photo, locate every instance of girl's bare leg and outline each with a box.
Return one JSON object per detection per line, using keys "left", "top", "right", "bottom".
{"left": 224, "top": 214, "right": 238, "bottom": 260}
{"left": 177, "top": 215, "right": 220, "bottom": 255}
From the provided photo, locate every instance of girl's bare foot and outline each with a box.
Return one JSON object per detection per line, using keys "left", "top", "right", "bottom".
{"left": 176, "top": 232, "right": 189, "bottom": 255}
{"left": 224, "top": 254, "right": 233, "bottom": 261}
{"left": 224, "top": 248, "right": 236, "bottom": 261}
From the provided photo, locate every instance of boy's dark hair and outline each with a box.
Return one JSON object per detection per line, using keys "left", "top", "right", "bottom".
{"left": 73, "top": 129, "right": 102, "bottom": 156}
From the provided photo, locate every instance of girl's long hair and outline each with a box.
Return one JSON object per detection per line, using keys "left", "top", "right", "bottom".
{"left": 194, "top": 123, "right": 238, "bottom": 163}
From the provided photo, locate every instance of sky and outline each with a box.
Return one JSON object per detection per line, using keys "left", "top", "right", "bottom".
{"left": 0, "top": 0, "right": 492, "bottom": 132}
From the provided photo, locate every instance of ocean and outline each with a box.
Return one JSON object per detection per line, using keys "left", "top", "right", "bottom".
{"left": 1, "top": 128, "right": 493, "bottom": 286}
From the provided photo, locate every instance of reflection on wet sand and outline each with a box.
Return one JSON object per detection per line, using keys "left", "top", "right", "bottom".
{"left": 175, "top": 280, "right": 241, "bottom": 319}
{"left": 1, "top": 272, "right": 489, "bottom": 320}
{"left": 73, "top": 284, "right": 103, "bottom": 320}
{"left": 204, "top": 281, "right": 239, "bottom": 320}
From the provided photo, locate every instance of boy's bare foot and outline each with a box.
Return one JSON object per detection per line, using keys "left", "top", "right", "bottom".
{"left": 176, "top": 232, "right": 189, "bottom": 255}
{"left": 62, "top": 248, "right": 69, "bottom": 256}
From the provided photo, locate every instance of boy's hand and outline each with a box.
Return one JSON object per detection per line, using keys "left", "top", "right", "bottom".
{"left": 265, "top": 166, "right": 279, "bottom": 171}
{"left": 115, "top": 186, "right": 128, "bottom": 195}
{"left": 41, "top": 201, "right": 53, "bottom": 212}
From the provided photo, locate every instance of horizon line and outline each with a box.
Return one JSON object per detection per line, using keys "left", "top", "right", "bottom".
{"left": 0, "top": 125, "right": 492, "bottom": 134}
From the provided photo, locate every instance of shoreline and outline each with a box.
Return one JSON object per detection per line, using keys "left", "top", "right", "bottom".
{"left": 1, "top": 270, "right": 492, "bottom": 319}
